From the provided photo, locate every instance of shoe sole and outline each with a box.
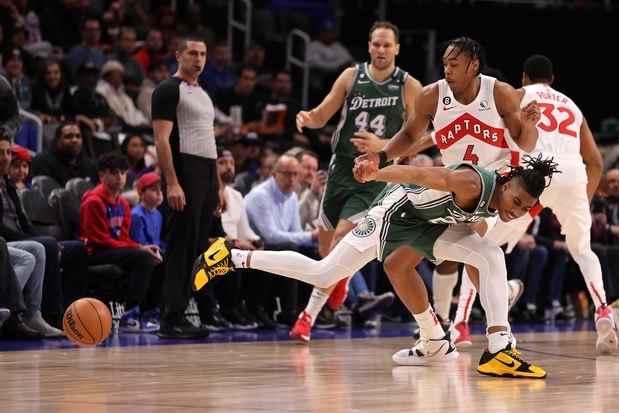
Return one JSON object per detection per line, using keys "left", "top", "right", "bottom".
{"left": 393, "top": 349, "right": 459, "bottom": 366}
{"left": 476, "top": 369, "right": 547, "bottom": 379}
{"left": 290, "top": 332, "right": 310, "bottom": 343}
{"left": 156, "top": 331, "right": 209, "bottom": 339}
{"left": 596, "top": 318, "right": 618, "bottom": 354}
{"left": 508, "top": 279, "right": 525, "bottom": 310}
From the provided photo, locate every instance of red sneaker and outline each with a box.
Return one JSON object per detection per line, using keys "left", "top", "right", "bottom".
{"left": 452, "top": 322, "right": 472, "bottom": 348}
{"left": 290, "top": 311, "right": 313, "bottom": 343}
{"left": 595, "top": 305, "right": 618, "bottom": 354}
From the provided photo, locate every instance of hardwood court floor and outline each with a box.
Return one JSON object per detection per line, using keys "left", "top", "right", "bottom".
{"left": 0, "top": 330, "right": 617, "bottom": 413}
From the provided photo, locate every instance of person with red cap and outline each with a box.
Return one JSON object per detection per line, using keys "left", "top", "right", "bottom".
{"left": 130, "top": 172, "right": 165, "bottom": 252}
{"left": 8, "top": 144, "right": 31, "bottom": 190}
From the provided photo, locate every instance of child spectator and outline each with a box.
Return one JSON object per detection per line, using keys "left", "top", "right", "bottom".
{"left": 130, "top": 172, "right": 165, "bottom": 252}
{"left": 8, "top": 144, "right": 31, "bottom": 190}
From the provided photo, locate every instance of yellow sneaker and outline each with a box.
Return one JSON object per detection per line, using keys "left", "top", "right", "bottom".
{"left": 192, "top": 238, "right": 234, "bottom": 291}
{"left": 477, "top": 345, "right": 547, "bottom": 379}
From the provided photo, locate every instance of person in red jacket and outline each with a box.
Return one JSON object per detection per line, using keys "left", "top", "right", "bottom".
{"left": 80, "top": 152, "right": 161, "bottom": 333}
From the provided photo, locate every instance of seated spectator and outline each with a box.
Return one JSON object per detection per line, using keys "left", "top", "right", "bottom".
{"left": 8, "top": 240, "right": 64, "bottom": 337}
{"left": 96, "top": 60, "right": 150, "bottom": 130}
{"left": 80, "top": 152, "right": 161, "bottom": 332}
{"left": 107, "top": 27, "right": 144, "bottom": 99}
{"left": 30, "top": 59, "right": 76, "bottom": 124}
{"left": 299, "top": 169, "right": 326, "bottom": 231}
{"left": 8, "top": 144, "right": 31, "bottom": 190}
{"left": 130, "top": 172, "right": 165, "bottom": 252}
{"left": 294, "top": 150, "right": 319, "bottom": 195}
{"left": 137, "top": 60, "right": 169, "bottom": 121}
{"left": 234, "top": 149, "right": 277, "bottom": 196}
{"left": 606, "top": 169, "right": 619, "bottom": 243}
{"left": 0, "top": 74, "right": 21, "bottom": 141}
{"left": 31, "top": 120, "right": 97, "bottom": 186}
{"left": 245, "top": 155, "right": 318, "bottom": 326}
{"left": 66, "top": 17, "right": 106, "bottom": 80}
{"left": 120, "top": 134, "right": 154, "bottom": 190}
{"left": 2, "top": 48, "right": 31, "bottom": 110}
{"left": 133, "top": 29, "right": 165, "bottom": 74}
{"left": 215, "top": 66, "right": 263, "bottom": 127}
{"left": 199, "top": 42, "right": 236, "bottom": 98}
{"left": 234, "top": 43, "right": 271, "bottom": 92}
{"left": 0, "top": 236, "right": 43, "bottom": 338}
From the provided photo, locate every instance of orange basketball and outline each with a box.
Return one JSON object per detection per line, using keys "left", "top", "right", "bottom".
{"left": 63, "top": 298, "right": 112, "bottom": 347}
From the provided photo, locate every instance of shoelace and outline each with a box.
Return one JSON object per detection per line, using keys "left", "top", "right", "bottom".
{"left": 503, "top": 347, "right": 530, "bottom": 367}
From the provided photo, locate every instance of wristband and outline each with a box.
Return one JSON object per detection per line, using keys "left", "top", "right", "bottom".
{"left": 378, "top": 151, "right": 388, "bottom": 167}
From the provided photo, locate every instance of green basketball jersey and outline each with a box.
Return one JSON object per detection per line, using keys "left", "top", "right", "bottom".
{"left": 391, "top": 163, "right": 498, "bottom": 225}
{"left": 331, "top": 62, "right": 408, "bottom": 159}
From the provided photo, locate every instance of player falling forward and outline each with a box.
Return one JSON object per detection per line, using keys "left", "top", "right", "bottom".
{"left": 193, "top": 156, "right": 558, "bottom": 378}
{"left": 445, "top": 55, "right": 618, "bottom": 354}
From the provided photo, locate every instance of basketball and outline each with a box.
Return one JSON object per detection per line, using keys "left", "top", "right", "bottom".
{"left": 63, "top": 298, "right": 113, "bottom": 347}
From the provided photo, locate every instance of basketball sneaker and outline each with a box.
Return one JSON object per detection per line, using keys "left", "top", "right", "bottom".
{"left": 0, "top": 308, "right": 10, "bottom": 329}
{"left": 119, "top": 306, "right": 141, "bottom": 333}
{"left": 508, "top": 279, "right": 525, "bottom": 310}
{"left": 290, "top": 311, "right": 313, "bottom": 342}
{"left": 192, "top": 237, "right": 235, "bottom": 291}
{"left": 477, "top": 344, "right": 546, "bottom": 378}
{"left": 392, "top": 332, "right": 459, "bottom": 366}
{"left": 451, "top": 322, "right": 472, "bottom": 348}
{"left": 594, "top": 305, "right": 618, "bottom": 354}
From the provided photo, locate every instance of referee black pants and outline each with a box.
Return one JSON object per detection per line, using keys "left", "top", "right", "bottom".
{"left": 163, "top": 156, "right": 218, "bottom": 321}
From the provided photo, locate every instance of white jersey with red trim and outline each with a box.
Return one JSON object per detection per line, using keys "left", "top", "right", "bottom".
{"left": 431, "top": 75, "right": 517, "bottom": 170}
{"left": 521, "top": 83, "right": 584, "bottom": 162}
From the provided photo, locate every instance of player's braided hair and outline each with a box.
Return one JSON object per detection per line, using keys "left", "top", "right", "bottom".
{"left": 496, "top": 154, "right": 561, "bottom": 198}
{"left": 441, "top": 37, "right": 486, "bottom": 76}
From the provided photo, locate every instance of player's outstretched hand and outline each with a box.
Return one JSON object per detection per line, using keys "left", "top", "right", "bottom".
{"left": 353, "top": 153, "right": 379, "bottom": 183}
{"left": 351, "top": 130, "right": 384, "bottom": 153}
{"left": 521, "top": 100, "right": 541, "bottom": 126}
{"left": 296, "top": 111, "right": 312, "bottom": 133}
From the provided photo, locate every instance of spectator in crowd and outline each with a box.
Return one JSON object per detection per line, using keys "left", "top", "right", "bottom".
{"left": 306, "top": 19, "right": 353, "bottom": 103}
{"left": 137, "top": 60, "right": 169, "bottom": 121}
{"left": 2, "top": 48, "right": 31, "bottom": 109}
{"left": 234, "top": 149, "right": 277, "bottom": 196}
{"left": 66, "top": 17, "right": 106, "bottom": 80}
{"left": 215, "top": 66, "right": 263, "bottom": 125}
{"left": 96, "top": 60, "right": 150, "bottom": 129}
{"left": 2, "top": 22, "right": 35, "bottom": 74}
{"left": 0, "top": 236, "right": 43, "bottom": 338}
{"left": 130, "top": 172, "right": 165, "bottom": 252}
{"left": 8, "top": 240, "right": 64, "bottom": 337}
{"left": 0, "top": 133, "right": 71, "bottom": 328}
{"left": 8, "top": 144, "right": 30, "bottom": 190}
{"left": 606, "top": 169, "right": 619, "bottom": 243}
{"left": 80, "top": 152, "right": 161, "bottom": 332}
{"left": 237, "top": 43, "right": 271, "bottom": 91}
{"left": 245, "top": 154, "right": 319, "bottom": 326}
{"left": 257, "top": 69, "right": 305, "bottom": 149}
{"left": 30, "top": 59, "right": 76, "bottom": 123}
{"left": 133, "top": 28, "right": 165, "bottom": 74}
{"left": 31, "top": 120, "right": 97, "bottom": 186}
{"left": 107, "top": 26, "right": 144, "bottom": 99}
{"left": 71, "top": 61, "right": 116, "bottom": 137}
{"left": 120, "top": 134, "right": 154, "bottom": 190}
{"left": 299, "top": 169, "right": 326, "bottom": 231}
{"left": 590, "top": 196, "right": 619, "bottom": 306}
{"left": 0, "top": 74, "right": 20, "bottom": 141}
{"left": 295, "top": 150, "right": 319, "bottom": 195}
{"left": 199, "top": 42, "right": 236, "bottom": 98}
{"left": 39, "top": 0, "right": 86, "bottom": 52}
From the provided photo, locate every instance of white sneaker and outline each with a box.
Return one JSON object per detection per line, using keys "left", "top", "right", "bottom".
{"left": 508, "top": 279, "right": 525, "bottom": 310}
{"left": 392, "top": 332, "right": 459, "bottom": 366}
{"left": 595, "top": 305, "right": 618, "bottom": 355}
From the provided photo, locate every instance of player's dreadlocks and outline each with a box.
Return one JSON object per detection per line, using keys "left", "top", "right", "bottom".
{"left": 441, "top": 37, "right": 487, "bottom": 76}
{"left": 496, "top": 154, "right": 561, "bottom": 198}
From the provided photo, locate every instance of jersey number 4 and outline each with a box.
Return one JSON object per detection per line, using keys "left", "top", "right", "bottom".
{"left": 355, "top": 112, "right": 386, "bottom": 137}
{"left": 463, "top": 144, "right": 480, "bottom": 165}
{"left": 537, "top": 103, "right": 577, "bottom": 137}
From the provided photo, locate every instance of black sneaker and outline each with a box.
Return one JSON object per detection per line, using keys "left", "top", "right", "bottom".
{"left": 221, "top": 307, "right": 258, "bottom": 330}
{"left": 314, "top": 306, "right": 336, "bottom": 329}
{"left": 192, "top": 238, "right": 235, "bottom": 291}
{"left": 254, "top": 306, "right": 277, "bottom": 330}
{"left": 353, "top": 292, "right": 396, "bottom": 321}
{"left": 157, "top": 316, "right": 210, "bottom": 339}
{"left": 201, "top": 308, "right": 232, "bottom": 332}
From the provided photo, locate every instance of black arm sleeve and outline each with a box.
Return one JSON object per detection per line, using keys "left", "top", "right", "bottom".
{"left": 151, "top": 79, "right": 180, "bottom": 122}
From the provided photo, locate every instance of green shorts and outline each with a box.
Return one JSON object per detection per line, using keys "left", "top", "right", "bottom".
{"left": 344, "top": 185, "right": 448, "bottom": 263}
{"left": 318, "top": 155, "right": 386, "bottom": 229}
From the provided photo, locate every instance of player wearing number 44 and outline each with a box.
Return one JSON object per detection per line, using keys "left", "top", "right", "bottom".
{"left": 290, "top": 21, "right": 423, "bottom": 342}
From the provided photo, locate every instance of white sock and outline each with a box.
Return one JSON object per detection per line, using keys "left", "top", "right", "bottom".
{"left": 454, "top": 269, "right": 477, "bottom": 325}
{"left": 487, "top": 330, "right": 511, "bottom": 354}
{"left": 413, "top": 305, "right": 445, "bottom": 340}
{"left": 432, "top": 269, "right": 458, "bottom": 321}
{"left": 304, "top": 288, "right": 330, "bottom": 325}
{"left": 230, "top": 249, "right": 249, "bottom": 268}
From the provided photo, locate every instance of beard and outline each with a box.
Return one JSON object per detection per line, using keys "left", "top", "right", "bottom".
{"left": 221, "top": 172, "right": 234, "bottom": 184}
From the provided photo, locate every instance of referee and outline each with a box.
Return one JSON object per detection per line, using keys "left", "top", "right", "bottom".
{"left": 152, "top": 38, "right": 216, "bottom": 338}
